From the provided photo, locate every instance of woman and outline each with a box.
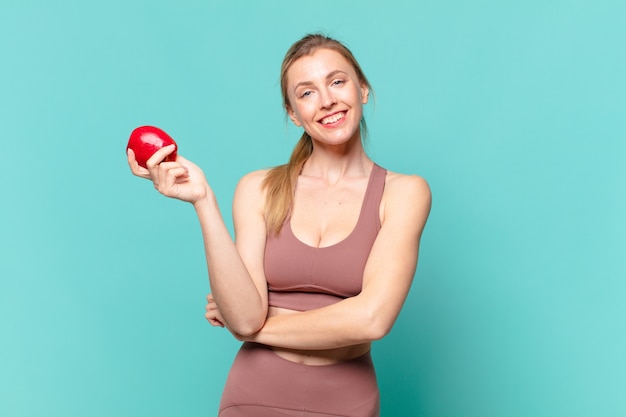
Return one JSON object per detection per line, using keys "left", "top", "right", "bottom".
{"left": 128, "top": 34, "right": 431, "bottom": 417}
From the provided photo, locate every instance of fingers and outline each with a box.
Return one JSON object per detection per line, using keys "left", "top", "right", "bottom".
{"left": 127, "top": 148, "right": 150, "bottom": 178}
{"left": 205, "top": 294, "right": 224, "bottom": 327}
{"left": 206, "top": 316, "right": 224, "bottom": 327}
{"left": 153, "top": 165, "right": 189, "bottom": 192}
{"left": 146, "top": 144, "right": 176, "bottom": 168}
{"left": 127, "top": 146, "right": 183, "bottom": 181}
{"left": 144, "top": 148, "right": 190, "bottom": 196}
{"left": 128, "top": 145, "right": 209, "bottom": 204}
{"left": 205, "top": 297, "right": 219, "bottom": 314}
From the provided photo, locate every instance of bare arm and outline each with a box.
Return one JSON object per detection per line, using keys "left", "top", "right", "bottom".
{"left": 127, "top": 146, "right": 268, "bottom": 335}
{"left": 195, "top": 170, "right": 269, "bottom": 335}
{"left": 237, "top": 173, "right": 432, "bottom": 349}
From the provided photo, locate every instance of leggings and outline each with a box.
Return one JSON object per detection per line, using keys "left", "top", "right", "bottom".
{"left": 219, "top": 342, "right": 380, "bottom": 417}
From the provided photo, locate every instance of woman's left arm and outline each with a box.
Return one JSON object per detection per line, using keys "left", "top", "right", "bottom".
{"left": 236, "top": 173, "right": 432, "bottom": 350}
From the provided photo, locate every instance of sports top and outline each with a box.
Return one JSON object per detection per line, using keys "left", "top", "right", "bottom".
{"left": 264, "top": 164, "right": 387, "bottom": 311}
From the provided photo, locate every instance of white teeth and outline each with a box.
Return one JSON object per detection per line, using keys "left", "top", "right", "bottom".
{"left": 321, "top": 112, "right": 345, "bottom": 125}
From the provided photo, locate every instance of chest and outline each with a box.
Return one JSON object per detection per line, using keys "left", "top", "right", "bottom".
{"left": 290, "top": 176, "right": 369, "bottom": 248}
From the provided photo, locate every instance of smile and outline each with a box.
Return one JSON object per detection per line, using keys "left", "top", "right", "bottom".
{"left": 320, "top": 112, "right": 346, "bottom": 125}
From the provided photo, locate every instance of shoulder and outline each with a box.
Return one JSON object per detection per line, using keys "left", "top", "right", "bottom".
{"left": 381, "top": 170, "right": 432, "bottom": 231}
{"left": 384, "top": 170, "right": 431, "bottom": 204}
{"left": 233, "top": 169, "right": 271, "bottom": 209}
{"left": 236, "top": 169, "right": 269, "bottom": 193}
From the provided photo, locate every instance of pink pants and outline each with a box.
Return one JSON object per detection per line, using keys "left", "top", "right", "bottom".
{"left": 219, "top": 342, "right": 380, "bottom": 417}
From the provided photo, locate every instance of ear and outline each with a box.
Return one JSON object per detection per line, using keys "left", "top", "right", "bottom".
{"left": 360, "top": 84, "right": 370, "bottom": 105}
{"left": 287, "top": 106, "right": 302, "bottom": 127}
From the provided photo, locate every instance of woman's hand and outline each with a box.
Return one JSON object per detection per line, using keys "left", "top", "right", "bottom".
{"left": 127, "top": 145, "right": 209, "bottom": 204}
{"left": 205, "top": 293, "right": 225, "bottom": 328}
{"left": 205, "top": 294, "right": 251, "bottom": 341}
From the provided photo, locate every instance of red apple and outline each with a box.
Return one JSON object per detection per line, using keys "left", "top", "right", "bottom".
{"left": 127, "top": 126, "right": 178, "bottom": 168}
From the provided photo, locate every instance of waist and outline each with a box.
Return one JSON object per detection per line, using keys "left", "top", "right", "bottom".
{"left": 267, "top": 343, "right": 372, "bottom": 366}
{"left": 268, "top": 290, "right": 348, "bottom": 311}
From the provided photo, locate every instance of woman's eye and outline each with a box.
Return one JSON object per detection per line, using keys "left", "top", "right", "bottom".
{"left": 332, "top": 79, "right": 345, "bottom": 86}
{"left": 301, "top": 90, "right": 312, "bottom": 98}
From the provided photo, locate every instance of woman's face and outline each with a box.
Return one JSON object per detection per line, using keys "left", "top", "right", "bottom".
{"left": 286, "top": 48, "right": 369, "bottom": 146}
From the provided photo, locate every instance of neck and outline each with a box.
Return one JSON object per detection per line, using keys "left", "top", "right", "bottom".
{"left": 301, "top": 138, "right": 372, "bottom": 184}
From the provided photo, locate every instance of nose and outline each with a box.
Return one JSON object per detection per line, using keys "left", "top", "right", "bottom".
{"left": 319, "top": 88, "right": 336, "bottom": 109}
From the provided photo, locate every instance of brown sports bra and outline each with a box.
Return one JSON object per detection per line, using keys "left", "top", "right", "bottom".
{"left": 264, "top": 164, "right": 387, "bottom": 311}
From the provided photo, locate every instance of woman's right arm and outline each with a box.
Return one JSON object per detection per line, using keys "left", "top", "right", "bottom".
{"left": 127, "top": 146, "right": 268, "bottom": 335}
{"left": 193, "top": 169, "right": 269, "bottom": 335}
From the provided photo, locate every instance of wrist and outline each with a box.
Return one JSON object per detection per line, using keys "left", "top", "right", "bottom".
{"left": 192, "top": 186, "right": 216, "bottom": 210}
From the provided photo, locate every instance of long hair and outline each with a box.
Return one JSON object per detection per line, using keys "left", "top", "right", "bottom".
{"left": 263, "top": 34, "right": 373, "bottom": 234}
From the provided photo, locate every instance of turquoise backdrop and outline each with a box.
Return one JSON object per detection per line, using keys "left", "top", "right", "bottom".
{"left": 1, "top": 1, "right": 624, "bottom": 416}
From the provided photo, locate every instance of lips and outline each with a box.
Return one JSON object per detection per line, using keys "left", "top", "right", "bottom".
{"left": 319, "top": 111, "right": 346, "bottom": 125}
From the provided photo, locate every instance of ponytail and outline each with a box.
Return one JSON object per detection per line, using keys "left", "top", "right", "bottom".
{"left": 262, "top": 132, "right": 313, "bottom": 234}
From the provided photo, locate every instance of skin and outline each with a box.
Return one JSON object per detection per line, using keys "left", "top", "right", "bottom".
{"left": 127, "top": 48, "right": 431, "bottom": 365}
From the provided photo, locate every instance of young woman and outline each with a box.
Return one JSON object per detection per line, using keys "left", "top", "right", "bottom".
{"left": 128, "top": 33, "right": 431, "bottom": 417}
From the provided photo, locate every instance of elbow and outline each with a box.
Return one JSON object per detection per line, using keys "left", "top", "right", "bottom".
{"left": 361, "top": 308, "right": 394, "bottom": 342}
{"left": 228, "top": 308, "right": 267, "bottom": 337}
{"left": 230, "top": 315, "right": 265, "bottom": 337}
{"left": 366, "top": 321, "right": 392, "bottom": 342}
{"left": 223, "top": 298, "right": 267, "bottom": 337}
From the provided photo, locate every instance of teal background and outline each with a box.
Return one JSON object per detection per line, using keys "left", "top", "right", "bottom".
{"left": 1, "top": 1, "right": 624, "bottom": 416}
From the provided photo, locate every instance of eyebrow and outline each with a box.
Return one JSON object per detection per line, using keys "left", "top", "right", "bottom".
{"left": 293, "top": 70, "right": 349, "bottom": 92}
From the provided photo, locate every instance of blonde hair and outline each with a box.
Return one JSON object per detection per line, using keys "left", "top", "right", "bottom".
{"left": 263, "top": 34, "right": 373, "bottom": 234}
